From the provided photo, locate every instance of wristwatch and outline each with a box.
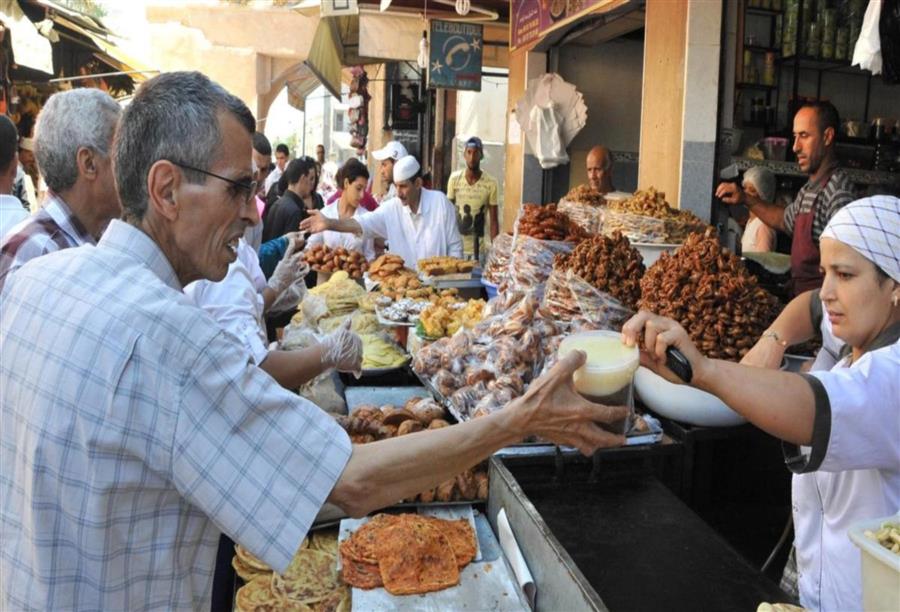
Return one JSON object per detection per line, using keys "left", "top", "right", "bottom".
{"left": 761, "top": 330, "right": 788, "bottom": 348}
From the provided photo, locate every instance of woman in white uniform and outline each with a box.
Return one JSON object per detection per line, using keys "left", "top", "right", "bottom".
{"left": 307, "top": 158, "right": 375, "bottom": 261}
{"left": 623, "top": 196, "right": 900, "bottom": 612}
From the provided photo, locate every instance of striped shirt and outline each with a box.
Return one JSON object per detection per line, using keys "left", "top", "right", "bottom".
{"left": 783, "top": 168, "right": 855, "bottom": 242}
{"left": 0, "top": 192, "right": 95, "bottom": 292}
{"left": 0, "top": 220, "right": 351, "bottom": 611}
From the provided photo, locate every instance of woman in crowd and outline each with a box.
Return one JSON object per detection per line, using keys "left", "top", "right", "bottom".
{"left": 307, "top": 158, "right": 376, "bottom": 262}
{"left": 623, "top": 196, "right": 899, "bottom": 612}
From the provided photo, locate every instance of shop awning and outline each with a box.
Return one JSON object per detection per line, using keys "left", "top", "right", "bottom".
{"left": 284, "top": 64, "right": 324, "bottom": 112}
{"left": 304, "top": 16, "right": 345, "bottom": 100}
{"left": 0, "top": 0, "right": 53, "bottom": 75}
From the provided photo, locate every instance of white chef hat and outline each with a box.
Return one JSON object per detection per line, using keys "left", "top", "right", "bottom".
{"left": 393, "top": 155, "right": 421, "bottom": 183}
{"left": 372, "top": 140, "right": 408, "bottom": 161}
{"left": 821, "top": 196, "right": 900, "bottom": 283}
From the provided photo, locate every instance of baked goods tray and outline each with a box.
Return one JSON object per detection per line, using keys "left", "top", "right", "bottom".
{"left": 375, "top": 308, "right": 416, "bottom": 328}
{"left": 339, "top": 507, "right": 528, "bottom": 611}
{"left": 360, "top": 360, "right": 411, "bottom": 377}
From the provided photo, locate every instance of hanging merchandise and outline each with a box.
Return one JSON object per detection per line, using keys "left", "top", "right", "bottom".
{"left": 852, "top": 0, "right": 883, "bottom": 74}
{"left": 347, "top": 67, "right": 371, "bottom": 151}
{"left": 515, "top": 73, "right": 587, "bottom": 169}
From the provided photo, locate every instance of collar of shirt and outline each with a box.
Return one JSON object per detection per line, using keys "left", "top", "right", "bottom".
{"left": 0, "top": 194, "right": 24, "bottom": 210}
{"left": 43, "top": 192, "right": 96, "bottom": 246}
{"left": 99, "top": 219, "right": 182, "bottom": 291}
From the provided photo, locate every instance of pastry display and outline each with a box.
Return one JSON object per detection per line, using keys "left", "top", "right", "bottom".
{"left": 360, "top": 334, "right": 408, "bottom": 369}
{"left": 368, "top": 254, "right": 406, "bottom": 282}
{"left": 516, "top": 203, "right": 589, "bottom": 242}
{"left": 603, "top": 187, "right": 708, "bottom": 244}
{"left": 563, "top": 184, "right": 606, "bottom": 207}
{"left": 551, "top": 231, "right": 644, "bottom": 310}
{"left": 482, "top": 233, "right": 512, "bottom": 285}
{"left": 308, "top": 271, "right": 366, "bottom": 317}
{"left": 304, "top": 244, "right": 369, "bottom": 279}
{"left": 418, "top": 256, "right": 476, "bottom": 277}
{"left": 339, "top": 514, "right": 477, "bottom": 595}
{"left": 638, "top": 228, "right": 780, "bottom": 361}
{"left": 418, "top": 299, "right": 486, "bottom": 338}
{"left": 501, "top": 235, "right": 574, "bottom": 296}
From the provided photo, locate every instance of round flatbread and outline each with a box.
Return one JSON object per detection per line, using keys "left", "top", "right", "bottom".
{"left": 341, "top": 514, "right": 401, "bottom": 564}
{"left": 309, "top": 530, "right": 339, "bottom": 556}
{"left": 235, "top": 545, "right": 273, "bottom": 573}
{"left": 232, "top": 554, "right": 270, "bottom": 583}
{"left": 423, "top": 517, "right": 477, "bottom": 568}
{"left": 340, "top": 548, "right": 383, "bottom": 589}
{"left": 375, "top": 518, "right": 460, "bottom": 595}
{"left": 236, "top": 575, "right": 311, "bottom": 612}
{"left": 271, "top": 548, "right": 340, "bottom": 604}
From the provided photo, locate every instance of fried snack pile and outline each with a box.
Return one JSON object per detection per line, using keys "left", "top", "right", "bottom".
{"left": 334, "top": 401, "right": 488, "bottom": 503}
{"left": 482, "top": 233, "right": 512, "bottom": 285}
{"left": 340, "top": 514, "right": 477, "bottom": 595}
{"left": 553, "top": 232, "right": 644, "bottom": 309}
{"left": 605, "top": 188, "right": 708, "bottom": 243}
{"left": 377, "top": 270, "right": 430, "bottom": 301}
{"left": 309, "top": 271, "right": 366, "bottom": 317}
{"left": 638, "top": 229, "right": 780, "bottom": 361}
{"left": 864, "top": 521, "right": 900, "bottom": 554}
{"left": 418, "top": 299, "right": 486, "bottom": 338}
{"left": 368, "top": 254, "right": 406, "bottom": 282}
{"left": 360, "top": 334, "right": 408, "bottom": 369}
{"left": 233, "top": 532, "right": 350, "bottom": 612}
{"left": 418, "top": 256, "right": 476, "bottom": 277}
{"left": 563, "top": 184, "right": 606, "bottom": 207}
{"left": 517, "top": 203, "right": 589, "bottom": 242}
{"left": 304, "top": 244, "right": 369, "bottom": 279}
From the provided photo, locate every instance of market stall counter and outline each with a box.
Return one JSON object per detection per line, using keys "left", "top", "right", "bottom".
{"left": 488, "top": 456, "right": 788, "bottom": 612}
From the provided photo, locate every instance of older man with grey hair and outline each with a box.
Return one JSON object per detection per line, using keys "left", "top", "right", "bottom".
{"left": 0, "top": 72, "right": 627, "bottom": 610}
{"left": 0, "top": 88, "right": 121, "bottom": 291}
{"left": 741, "top": 166, "right": 779, "bottom": 253}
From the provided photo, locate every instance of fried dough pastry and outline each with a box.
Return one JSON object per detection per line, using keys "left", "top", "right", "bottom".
{"left": 374, "top": 517, "right": 460, "bottom": 595}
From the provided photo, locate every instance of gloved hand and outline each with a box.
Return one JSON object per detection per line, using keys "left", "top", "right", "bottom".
{"left": 321, "top": 319, "right": 363, "bottom": 376}
{"left": 267, "top": 234, "right": 308, "bottom": 295}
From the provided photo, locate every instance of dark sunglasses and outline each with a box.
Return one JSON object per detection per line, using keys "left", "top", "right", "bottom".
{"left": 168, "top": 160, "right": 258, "bottom": 204}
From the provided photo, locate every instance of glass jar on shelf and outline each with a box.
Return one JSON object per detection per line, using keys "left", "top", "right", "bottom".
{"left": 806, "top": 21, "right": 820, "bottom": 58}
{"left": 821, "top": 8, "right": 836, "bottom": 59}
{"left": 763, "top": 52, "right": 777, "bottom": 85}
{"left": 835, "top": 26, "right": 849, "bottom": 60}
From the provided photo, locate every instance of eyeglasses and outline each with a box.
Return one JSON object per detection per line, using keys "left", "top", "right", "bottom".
{"left": 168, "top": 160, "right": 258, "bottom": 204}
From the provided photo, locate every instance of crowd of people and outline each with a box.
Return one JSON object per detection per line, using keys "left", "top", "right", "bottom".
{"left": 0, "top": 70, "right": 897, "bottom": 612}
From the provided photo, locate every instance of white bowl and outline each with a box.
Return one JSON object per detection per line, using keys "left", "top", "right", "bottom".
{"left": 632, "top": 242, "right": 680, "bottom": 267}
{"left": 634, "top": 366, "right": 747, "bottom": 427}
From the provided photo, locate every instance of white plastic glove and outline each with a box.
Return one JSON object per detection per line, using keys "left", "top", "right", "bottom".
{"left": 267, "top": 234, "right": 308, "bottom": 295}
{"left": 321, "top": 319, "right": 363, "bottom": 376}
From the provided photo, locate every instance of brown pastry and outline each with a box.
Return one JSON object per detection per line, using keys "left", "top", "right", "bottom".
{"left": 454, "top": 470, "right": 478, "bottom": 500}
{"left": 474, "top": 471, "right": 489, "bottom": 499}
{"left": 435, "top": 479, "right": 456, "bottom": 503}
{"left": 428, "top": 419, "right": 450, "bottom": 430}
{"left": 418, "top": 488, "right": 436, "bottom": 503}
{"left": 396, "top": 419, "right": 424, "bottom": 436}
{"left": 382, "top": 408, "right": 417, "bottom": 426}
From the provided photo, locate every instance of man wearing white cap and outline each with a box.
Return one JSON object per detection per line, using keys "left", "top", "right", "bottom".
{"left": 301, "top": 155, "right": 462, "bottom": 270}
{"left": 371, "top": 140, "right": 407, "bottom": 203}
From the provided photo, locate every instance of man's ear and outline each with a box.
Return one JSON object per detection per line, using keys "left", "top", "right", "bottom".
{"left": 823, "top": 126, "right": 835, "bottom": 147}
{"left": 146, "top": 160, "right": 181, "bottom": 222}
{"left": 76, "top": 147, "right": 98, "bottom": 180}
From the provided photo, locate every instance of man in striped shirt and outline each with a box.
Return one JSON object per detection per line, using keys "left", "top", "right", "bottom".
{"left": 0, "top": 89, "right": 121, "bottom": 292}
{"left": 716, "top": 101, "right": 854, "bottom": 295}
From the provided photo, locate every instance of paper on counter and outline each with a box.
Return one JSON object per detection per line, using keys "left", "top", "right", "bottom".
{"left": 497, "top": 508, "right": 536, "bottom": 610}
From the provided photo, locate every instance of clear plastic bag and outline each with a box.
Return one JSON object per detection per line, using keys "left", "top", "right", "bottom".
{"left": 482, "top": 233, "right": 513, "bottom": 285}
{"left": 541, "top": 268, "right": 634, "bottom": 329}
{"left": 599, "top": 209, "right": 667, "bottom": 243}
{"left": 500, "top": 235, "right": 574, "bottom": 299}
{"left": 268, "top": 277, "right": 308, "bottom": 316}
{"left": 558, "top": 198, "right": 604, "bottom": 235}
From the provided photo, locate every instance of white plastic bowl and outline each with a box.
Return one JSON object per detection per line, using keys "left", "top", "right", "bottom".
{"left": 848, "top": 514, "right": 900, "bottom": 612}
{"left": 632, "top": 242, "right": 680, "bottom": 267}
{"left": 634, "top": 366, "right": 747, "bottom": 427}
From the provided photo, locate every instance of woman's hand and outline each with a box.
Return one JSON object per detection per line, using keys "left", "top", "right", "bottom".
{"left": 621, "top": 310, "right": 710, "bottom": 385}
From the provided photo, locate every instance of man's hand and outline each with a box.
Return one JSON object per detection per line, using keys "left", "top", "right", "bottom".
{"left": 509, "top": 351, "right": 629, "bottom": 456}
{"left": 621, "top": 310, "right": 710, "bottom": 386}
{"left": 267, "top": 236, "right": 309, "bottom": 295}
{"left": 715, "top": 182, "right": 744, "bottom": 206}
{"left": 740, "top": 335, "right": 785, "bottom": 370}
{"left": 299, "top": 210, "right": 329, "bottom": 234}
{"left": 321, "top": 319, "right": 363, "bottom": 375}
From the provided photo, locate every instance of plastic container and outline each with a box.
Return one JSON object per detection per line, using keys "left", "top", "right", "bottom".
{"left": 558, "top": 331, "right": 640, "bottom": 434}
{"left": 848, "top": 515, "right": 900, "bottom": 612}
{"left": 482, "top": 279, "right": 498, "bottom": 300}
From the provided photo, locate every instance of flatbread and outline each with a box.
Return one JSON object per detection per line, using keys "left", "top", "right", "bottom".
{"left": 309, "top": 530, "right": 339, "bottom": 556}
{"left": 375, "top": 517, "right": 460, "bottom": 595}
{"left": 422, "top": 516, "right": 477, "bottom": 568}
{"left": 340, "top": 513, "right": 401, "bottom": 564}
{"left": 236, "top": 575, "right": 311, "bottom": 612}
{"left": 271, "top": 548, "right": 340, "bottom": 604}
{"left": 232, "top": 554, "right": 270, "bottom": 582}
{"left": 235, "top": 544, "right": 273, "bottom": 574}
{"left": 340, "top": 548, "right": 383, "bottom": 589}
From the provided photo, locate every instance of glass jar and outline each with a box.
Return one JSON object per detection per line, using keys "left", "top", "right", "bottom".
{"left": 806, "top": 21, "right": 820, "bottom": 57}
{"left": 821, "top": 8, "right": 836, "bottom": 59}
{"left": 836, "top": 26, "right": 849, "bottom": 60}
{"left": 763, "top": 52, "right": 777, "bottom": 85}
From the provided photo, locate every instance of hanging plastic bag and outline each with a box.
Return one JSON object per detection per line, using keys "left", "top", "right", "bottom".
{"left": 529, "top": 102, "right": 569, "bottom": 169}
{"left": 852, "top": 0, "right": 883, "bottom": 74}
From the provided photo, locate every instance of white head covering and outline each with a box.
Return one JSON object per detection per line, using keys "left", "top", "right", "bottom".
{"left": 372, "top": 140, "right": 408, "bottom": 161}
{"left": 743, "top": 166, "right": 776, "bottom": 203}
{"left": 393, "top": 155, "right": 420, "bottom": 183}
{"left": 821, "top": 196, "right": 900, "bottom": 283}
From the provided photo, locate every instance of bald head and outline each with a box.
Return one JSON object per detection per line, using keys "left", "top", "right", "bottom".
{"left": 586, "top": 145, "right": 613, "bottom": 194}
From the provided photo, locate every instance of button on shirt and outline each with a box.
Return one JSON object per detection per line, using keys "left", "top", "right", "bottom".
{"left": 307, "top": 202, "right": 376, "bottom": 261}
{"left": 0, "top": 191, "right": 95, "bottom": 292}
{"left": 784, "top": 321, "right": 900, "bottom": 612}
{"left": 0, "top": 220, "right": 351, "bottom": 611}
{"left": 184, "top": 238, "right": 270, "bottom": 366}
{"left": 356, "top": 188, "right": 463, "bottom": 270}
